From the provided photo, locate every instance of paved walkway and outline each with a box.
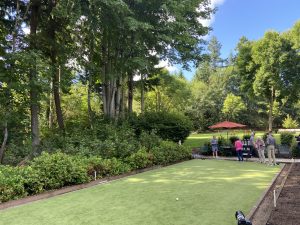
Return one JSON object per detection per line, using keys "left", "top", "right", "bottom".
{"left": 194, "top": 155, "right": 300, "bottom": 163}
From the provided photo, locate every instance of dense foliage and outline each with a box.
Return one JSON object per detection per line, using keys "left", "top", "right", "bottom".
{"left": 0, "top": 142, "right": 191, "bottom": 203}
{"left": 280, "top": 132, "right": 294, "bottom": 147}
{"left": 131, "top": 112, "right": 193, "bottom": 143}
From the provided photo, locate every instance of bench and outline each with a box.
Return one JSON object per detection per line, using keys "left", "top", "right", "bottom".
{"left": 242, "top": 146, "right": 252, "bottom": 160}
{"left": 277, "top": 145, "right": 291, "bottom": 158}
{"left": 192, "top": 146, "right": 210, "bottom": 158}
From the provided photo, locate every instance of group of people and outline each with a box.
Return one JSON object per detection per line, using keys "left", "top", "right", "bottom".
{"left": 210, "top": 131, "right": 277, "bottom": 165}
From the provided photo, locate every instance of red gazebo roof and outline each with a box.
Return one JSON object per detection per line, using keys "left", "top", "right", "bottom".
{"left": 208, "top": 121, "right": 246, "bottom": 129}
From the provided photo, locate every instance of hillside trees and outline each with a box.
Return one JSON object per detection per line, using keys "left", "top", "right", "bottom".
{"left": 251, "top": 31, "right": 300, "bottom": 131}
{"left": 0, "top": 0, "right": 214, "bottom": 162}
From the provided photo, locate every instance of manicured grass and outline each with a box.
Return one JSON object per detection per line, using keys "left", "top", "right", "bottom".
{"left": 0, "top": 160, "right": 280, "bottom": 225}
{"left": 184, "top": 131, "right": 281, "bottom": 149}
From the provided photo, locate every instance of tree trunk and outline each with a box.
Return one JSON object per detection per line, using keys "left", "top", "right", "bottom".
{"left": 87, "top": 71, "right": 93, "bottom": 129}
{"left": 48, "top": 0, "right": 64, "bottom": 131}
{"left": 115, "top": 78, "right": 122, "bottom": 119}
{"left": 29, "top": 1, "right": 40, "bottom": 152}
{"left": 48, "top": 81, "right": 54, "bottom": 128}
{"left": 268, "top": 86, "right": 275, "bottom": 131}
{"left": 141, "top": 74, "right": 145, "bottom": 114}
{"left": 120, "top": 81, "right": 126, "bottom": 118}
{"left": 0, "top": 122, "right": 8, "bottom": 163}
{"left": 128, "top": 74, "right": 134, "bottom": 113}
{"left": 53, "top": 65, "right": 65, "bottom": 130}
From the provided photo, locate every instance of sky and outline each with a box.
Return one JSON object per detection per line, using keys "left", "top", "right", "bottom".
{"left": 178, "top": 0, "right": 300, "bottom": 80}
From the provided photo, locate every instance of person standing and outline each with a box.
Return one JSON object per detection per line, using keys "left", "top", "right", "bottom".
{"left": 255, "top": 137, "right": 266, "bottom": 163}
{"left": 235, "top": 138, "right": 244, "bottom": 161}
{"left": 266, "top": 131, "right": 276, "bottom": 165}
{"left": 211, "top": 136, "right": 219, "bottom": 158}
{"left": 249, "top": 132, "right": 255, "bottom": 156}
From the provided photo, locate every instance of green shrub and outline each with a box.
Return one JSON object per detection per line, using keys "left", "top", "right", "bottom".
{"left": 0, "top": 166, "right": 27, "bottom": 203}
{"left": 125, "top": 149, "right": 153, "bottom": 170}
{"left": 291, "top": 144, "right": 300, "bottom": 158}
{"left": 202, "top": 142, "right": 212, "bottom": 156}
{"left": 282, "top": 115, "right": 299, "bottom": 129}
{"left": 3, "top": 142, "right": 32, "bottom": 165}
{"left": 30, "top": 152, "right": 90, "bottom": 190}
{"left": 229, "top": 136, "right": 239, "bottom": 145}
{"left": 217, "top": 136, "right": 229, "bottom": 146}
{"left": 82, "top": 156, "right": 131, "bottom": 178}
{"left": 21, "top": 166, "right": 44, "bottom": 195}
{"left": 280, "top": 132, "right": 294, "bottom": 146}
{"left": 151, "top": 141, "right": 191, "bottom": 165}
{"left": 243, "top": 134, "right": 251, "bottom": 140}
{"left": 139, "top": 131, "right": 162, "bottom": 151}
{"left": 132, "top": 112, "right": 192, "bottom": 143}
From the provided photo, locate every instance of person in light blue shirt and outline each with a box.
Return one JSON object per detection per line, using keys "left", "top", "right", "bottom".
{"left": 211, "top": 136, "right": 218, "bottom": 158}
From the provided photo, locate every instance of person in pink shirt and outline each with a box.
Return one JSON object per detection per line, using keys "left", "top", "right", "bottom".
{"left": 235, "top": 138, "right": 244, "bottom": 161}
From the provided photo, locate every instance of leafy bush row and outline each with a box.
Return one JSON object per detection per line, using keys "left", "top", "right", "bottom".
{"left": 0, "top": 141, "right": 191, "bottom": 203}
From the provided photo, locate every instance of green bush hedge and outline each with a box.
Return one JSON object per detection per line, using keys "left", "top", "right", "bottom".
{"left": 30, "top": 152, "right": 90, "bottom": 190}
{"left": 125, "top": 149, "right": 153, "bottom": 170}
{"left": 291, "top": 144, "right": 300, "bottom": 158}
{"left": 280, "top": 132, "right": 294, "bottom": 146}
{"left": 131, "top": 112, "right": 193, "bottom": 143}
{"left": 151, "top": 141, "right": 191, "bottom": 165}
{"left": 0, "top": 141, "right": 191, "bottom": 203}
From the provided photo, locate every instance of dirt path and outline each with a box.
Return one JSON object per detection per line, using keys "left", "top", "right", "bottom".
{"left": 266, "top": 163, "right": 300, "bottom": 225}
{"left": 249, "top": 164, "right": 291, "bottom": 225}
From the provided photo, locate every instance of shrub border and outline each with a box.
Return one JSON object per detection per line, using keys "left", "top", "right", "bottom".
{"left": 0, "top": 165, "right": 163, "bottom": 211}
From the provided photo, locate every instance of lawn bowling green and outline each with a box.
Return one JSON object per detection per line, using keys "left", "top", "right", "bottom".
{"left": 0, "top": 160, "right": 279, "bottom": 225}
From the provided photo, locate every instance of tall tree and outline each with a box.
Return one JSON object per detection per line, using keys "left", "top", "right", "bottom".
{"left": 208, "top": 36, "right": 222, "bottom": 69}
{"left": 252, "top": 31, "right": 300, "bottom": 131}
{"left": 29, "top": 0, "right": 41, "bottom": 152}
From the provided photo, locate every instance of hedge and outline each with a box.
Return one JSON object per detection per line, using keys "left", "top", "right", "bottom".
{"left": 0, "top": 141, "right": 191, "bottom": 203}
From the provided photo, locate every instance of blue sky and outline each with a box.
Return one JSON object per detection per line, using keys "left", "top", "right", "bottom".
{"left": 181, "top": 0, "right": 300, "bottom": 80}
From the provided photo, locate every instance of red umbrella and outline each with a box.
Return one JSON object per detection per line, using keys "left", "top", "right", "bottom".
{"left": 209, "top": 121, "right": 246, "bottom": 129}
{"left": 209, "top": 121, "right": 247, "bottom": 141}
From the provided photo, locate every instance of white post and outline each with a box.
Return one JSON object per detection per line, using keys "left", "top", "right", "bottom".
{"left": 94, "top": 171, "right": 97, "bottom": 181}
{"left": 273, "top": 189, "right": 276, "bottom": 207}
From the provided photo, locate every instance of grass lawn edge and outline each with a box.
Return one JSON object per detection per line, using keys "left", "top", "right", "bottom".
{"left": 0, "top": 164, "right": 164, "bottom": 211}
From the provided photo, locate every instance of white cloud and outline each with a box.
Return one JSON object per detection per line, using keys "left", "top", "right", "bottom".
{"left": 155, "top": 59, "right": 179, "bottom": 73}
{"left": 198, "top": 0, "right": 226, "bottom": 27}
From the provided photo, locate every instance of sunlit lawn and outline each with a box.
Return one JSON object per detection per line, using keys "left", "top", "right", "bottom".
{"left": 0, "top": 160, "right": 280, "bottom": 225}
{"left": 184, "top": 131, "right": 281, "bottom": 148}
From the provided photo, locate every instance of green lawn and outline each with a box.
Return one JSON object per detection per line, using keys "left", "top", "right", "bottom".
{"left": 184, "top": 131, "right": 281, "bottom": 149}
{"left": 0, "top": 160, "right": 280, "bottom": 225}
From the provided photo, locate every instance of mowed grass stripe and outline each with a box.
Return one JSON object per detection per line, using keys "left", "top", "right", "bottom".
{"left": 0, "top": 160, "right": 280, "bottom": 225}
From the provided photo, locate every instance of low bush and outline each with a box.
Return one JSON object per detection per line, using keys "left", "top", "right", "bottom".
{"left": 0, "top": 166, "right": 27, "bottom": 203}
{"left": 243, "top": 134, "right": 251, "bottom": 140}
{"left": 229, "top": 136, "right": 239, "bottom": 145}
{"left": 291, "top": 144, "right": 300, "bottom": 158}
{"left": 0, "top": 139, "right": 192, "bottom": 203}
{"left": 125, "top": 149, "right": 153, "bottom": 170}
{"left": 131, "top": 112, "right": 193, "bottom": 143}
{"left": 280, "top": 132, "right": 294, "bottom": 147}
{"left": 30, "top": 152, "right": 90, "bottom": 190}
{"left": 201, "top": 142, "right": 212, "bottom": 156}
{"left": 151, "top": 141, "right": 191, "bottom": 165}
{"left": 139, "top": 131, "right": 162, "bottom": 151}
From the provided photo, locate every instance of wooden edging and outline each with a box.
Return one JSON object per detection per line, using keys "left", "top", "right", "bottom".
{"left": 0, "top": 165, "right": 162, "bottom": 211}
{"left": 247, "top": 163, "right": 291, "bottom": 220}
